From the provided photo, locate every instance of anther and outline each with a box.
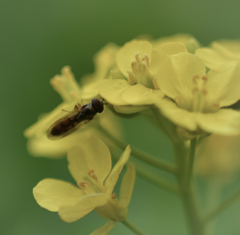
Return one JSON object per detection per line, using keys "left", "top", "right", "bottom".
{"left": 142, "top": 54, "right": 150, "bottom": 67}
{"left": 77, "top": 181, "right": 91, "bottom": 189}
{"left": 201, "top": 76, "right": 207, "bottom": 83}
{"left": 135, "top": 52, "right": 141, "bottom": 62}
{"left": 88, "top": 169, "right": 98, "bottom": 180}
{"left": 192, "top": 75, "right": 200, "bottom": 84}
{"left": 126, "top": 70, "right": 135, "bottom": 85}
{"left": 112, "top": 193, "right": 117, "bottom": 199}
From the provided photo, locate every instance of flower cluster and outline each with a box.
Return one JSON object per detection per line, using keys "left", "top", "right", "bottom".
{"left": 26, "top": 34, "right": 240, "bottom": 235}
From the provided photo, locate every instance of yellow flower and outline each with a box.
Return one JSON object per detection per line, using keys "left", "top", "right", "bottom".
{"left": 195, "top": 134, "right": 240, "bottom": 182}
{"left": 152, "top": 33, "right": 200, "bottom": 54}
{"left": 80, "top": 43, "right": 119, "bottom": 99}
{"left": 154, "top": 53, "right": 240, "bottom": 139}
{"left": 196, "top": 40, "right": 240, "bottom": 69}
{"left": 99, "top": 40, "right": 188, "bottom": 114}
{"left": 33, "top": 135, "right": 135, "bottom": 234}
{"left": 24, "top": 66, "right": 123, "bottom": 158}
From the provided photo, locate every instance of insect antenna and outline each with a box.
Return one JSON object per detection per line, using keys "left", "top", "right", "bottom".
{"left": 61, "top": 109, "right": 72, "bottom": 113}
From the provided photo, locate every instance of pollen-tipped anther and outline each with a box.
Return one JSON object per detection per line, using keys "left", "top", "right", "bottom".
{"left": 77, "top": 181, "right": 91, "bottom": 189}
{"left": 88, "top": 169, "right": 98, "bottom": 180}
{"left": 111, "top": 193, "right": 117, "bottom": 199}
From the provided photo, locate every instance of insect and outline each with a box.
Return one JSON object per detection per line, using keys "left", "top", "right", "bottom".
{"left": 47, "top": 98, "right": 106, "bottom": 140}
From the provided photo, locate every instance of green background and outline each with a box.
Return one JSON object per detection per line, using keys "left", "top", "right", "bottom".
{"left": 1, "top": 0, "right": 240, "bottom": 234}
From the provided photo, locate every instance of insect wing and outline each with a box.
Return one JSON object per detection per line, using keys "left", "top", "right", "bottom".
{"left": 47, "top": 110, "right": 90, "bottom": 140}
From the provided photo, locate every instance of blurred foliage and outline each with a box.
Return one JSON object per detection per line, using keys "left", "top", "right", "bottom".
{"left": 1, "top": 0, "right": 240, "bottom": 234}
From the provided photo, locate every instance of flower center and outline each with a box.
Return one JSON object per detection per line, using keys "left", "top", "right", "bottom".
{"left": 174, "top": 75, "right": 219, "bottom": 113}
{"left": 77, "top": 169, "right": 107, "bottom": 195}
{"left": 126, "top": 52, "right": 154, "bottom": 88}
{"left": 191, "top": 75, "right": 208, "bottom": 112}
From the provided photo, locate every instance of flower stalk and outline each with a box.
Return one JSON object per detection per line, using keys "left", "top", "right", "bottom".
{"left": 98, "top": 125, "right": 177, "bottom": 175}
{"left": 122, "top": 220, "right": 148, "bottom": 235}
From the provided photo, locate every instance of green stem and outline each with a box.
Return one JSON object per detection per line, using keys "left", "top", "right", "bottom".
{"left": 186, "top": 138, "right": 197, "bottom": 186}
{"left": 135, "top": 164, "right": 180, "bottom": 195}
{"left": 122, "top": 220, "right": 148, "bottom": 235}
{"left": 203, "top": 189, "right": 240, "bottom": 223}
{"left": 175, "top": 140, "right": 204, "bottom": 235}
{"left": 111, "top": 154, "right": 179, "bottom": 195}
{"left": 99, "top": 125, "right": 177, "bottom": 175}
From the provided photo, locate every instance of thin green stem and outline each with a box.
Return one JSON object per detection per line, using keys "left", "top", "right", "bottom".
{"left": 175, "top": 140, "right": 204, "bottom": 235}
{"left": 122, "top": 220, "right": 148, "bottom": 235}
{"left": 186, "top": 138, "right": 197, "bottom": 186}
{"left": 203, "top": 189, "right": 240, "bottom": 223}
{"left": 99, "top": 125, "right": 177, "bottom": 175}
{"left": 111, "top": 154, "right": 179, "bottom": 195}
{"left": 136, "top": 164, "right": 180, "bottom": 195}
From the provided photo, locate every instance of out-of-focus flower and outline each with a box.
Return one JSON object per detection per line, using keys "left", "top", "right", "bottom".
{"left": 24, "top": 66, "right": 123, "bottom": 158}
{"left": 99, "top": 40, "right": 188, "bottom": 114}
{"left": 33, "top": 135, "right": 135, "bottom": 235}
{"left": 154, "top": 53, "right": 240, "bottom": 139}
{"left": 195, "top": 134, "right": 240, "bottom": 182}
{"left": 152, "top": 33, "right": 200, "bottom": 54}
{"left": 196, "top": 40, "right": 240, "bottom": 69}
{"left": 80, "top": 43, "right": 119, "bottom": 99}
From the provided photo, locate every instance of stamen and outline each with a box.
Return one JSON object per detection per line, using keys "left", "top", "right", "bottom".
{"left": 140, "top": 62, "right": 147, "bottom": 76}
{"left": 192, "top": 75, "right": 200, "bottom": 84}
{"left": 152, "top": 77, "right": 159, "bottom": 90}
{"left": 142, "top": 54, "right": 150, "bottom": 67}
{"left": 131, "top": 60, "right": 139, "bottom": 75}
{"left": 135, "top": 52, "right": 141, "bottom": 62}
{"left": 111, "top": 193, "right": 117, "bottom": 199}
{"left": 88, "top": 169, "right": 98, "bottom": 180}
{"left": 77, "top": 181, "right": 91, "bottom": 189}
{"left": 126, "top": 70, "right": 135, "bottom": 85}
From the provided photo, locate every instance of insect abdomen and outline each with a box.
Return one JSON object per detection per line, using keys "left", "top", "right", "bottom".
{"left": 51, "top": 114, "right": 81, "bottom": 136}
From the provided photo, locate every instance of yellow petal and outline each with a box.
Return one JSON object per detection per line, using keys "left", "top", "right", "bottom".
{"left": 90, "top": 221, "right": 116, "bottom": 235}
{"left": 105, "top": 146, "right": 131, "bottom": 193}
{"left": 154, "top": 99, "right": 198, "bottom": 131}
{"left": 116, "top": 40, "right": 152, "bottom": 78}
{"left": 211, "top": 42, "right": 240, "bottom": 60}
{"left": 215, "top": 39, "right": 240, "bottom": 56}
{"left": 197, "top": 109, "right": 240, "bottom": 135}
{"left": 153, "top": 42, "right": 188, "bottom": 68}
{"left": 122, "top": 84, "right": 164, "bottom": 105}
{"left": 99, "top": 79, "right": 131, "bottom": 105}
{"left": 152, "top": 33, "right": 194, "bottom": 47}
{"left": 119, "top": 163, "right": 136, "bottom": 207}
{"left": 195, "top": 48, "right": 232, "bottom": 69}
{"left": 155, "top": 99, "right": 240, "bottom": 136}
{"left": 59, "top": 193, "right": 109, "bottom": 223}
{"left": 156, "top": 53, "right": 206, "bottom": 101}
{"left": 114, "top": 105, "right": 150, "bottom": 114}
{"left": 68, "top": 135, "right": 112, "bottom": 183}
{"left": 206, "top": 62, "right": 240, "bottom": 107}
{"left": 33, "top": 179, "right": 84, "bottom": 212}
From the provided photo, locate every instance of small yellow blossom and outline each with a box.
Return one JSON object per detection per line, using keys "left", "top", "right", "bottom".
{"left": 152, "top": 33, "right": 200, "bottom": 53}
{"left": 99, "top": 40, "right": 188, "bottom": 114}
{"left": 33, "top": 135, "right": 135, "bottom": 234}
{"left": 196, "top": 134, "right": 240, "bottom": 182}
{"left": 196, "top": 40, "right": 240, "bottom": 69}
{"left": 154, "top": 53, "right": 240, "bottom": 139}
{"left": 80, "top": 43, "right": 119, "bottom": 99}
{"left": 24, "top": 66, "right": 123, "bottom": 158}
